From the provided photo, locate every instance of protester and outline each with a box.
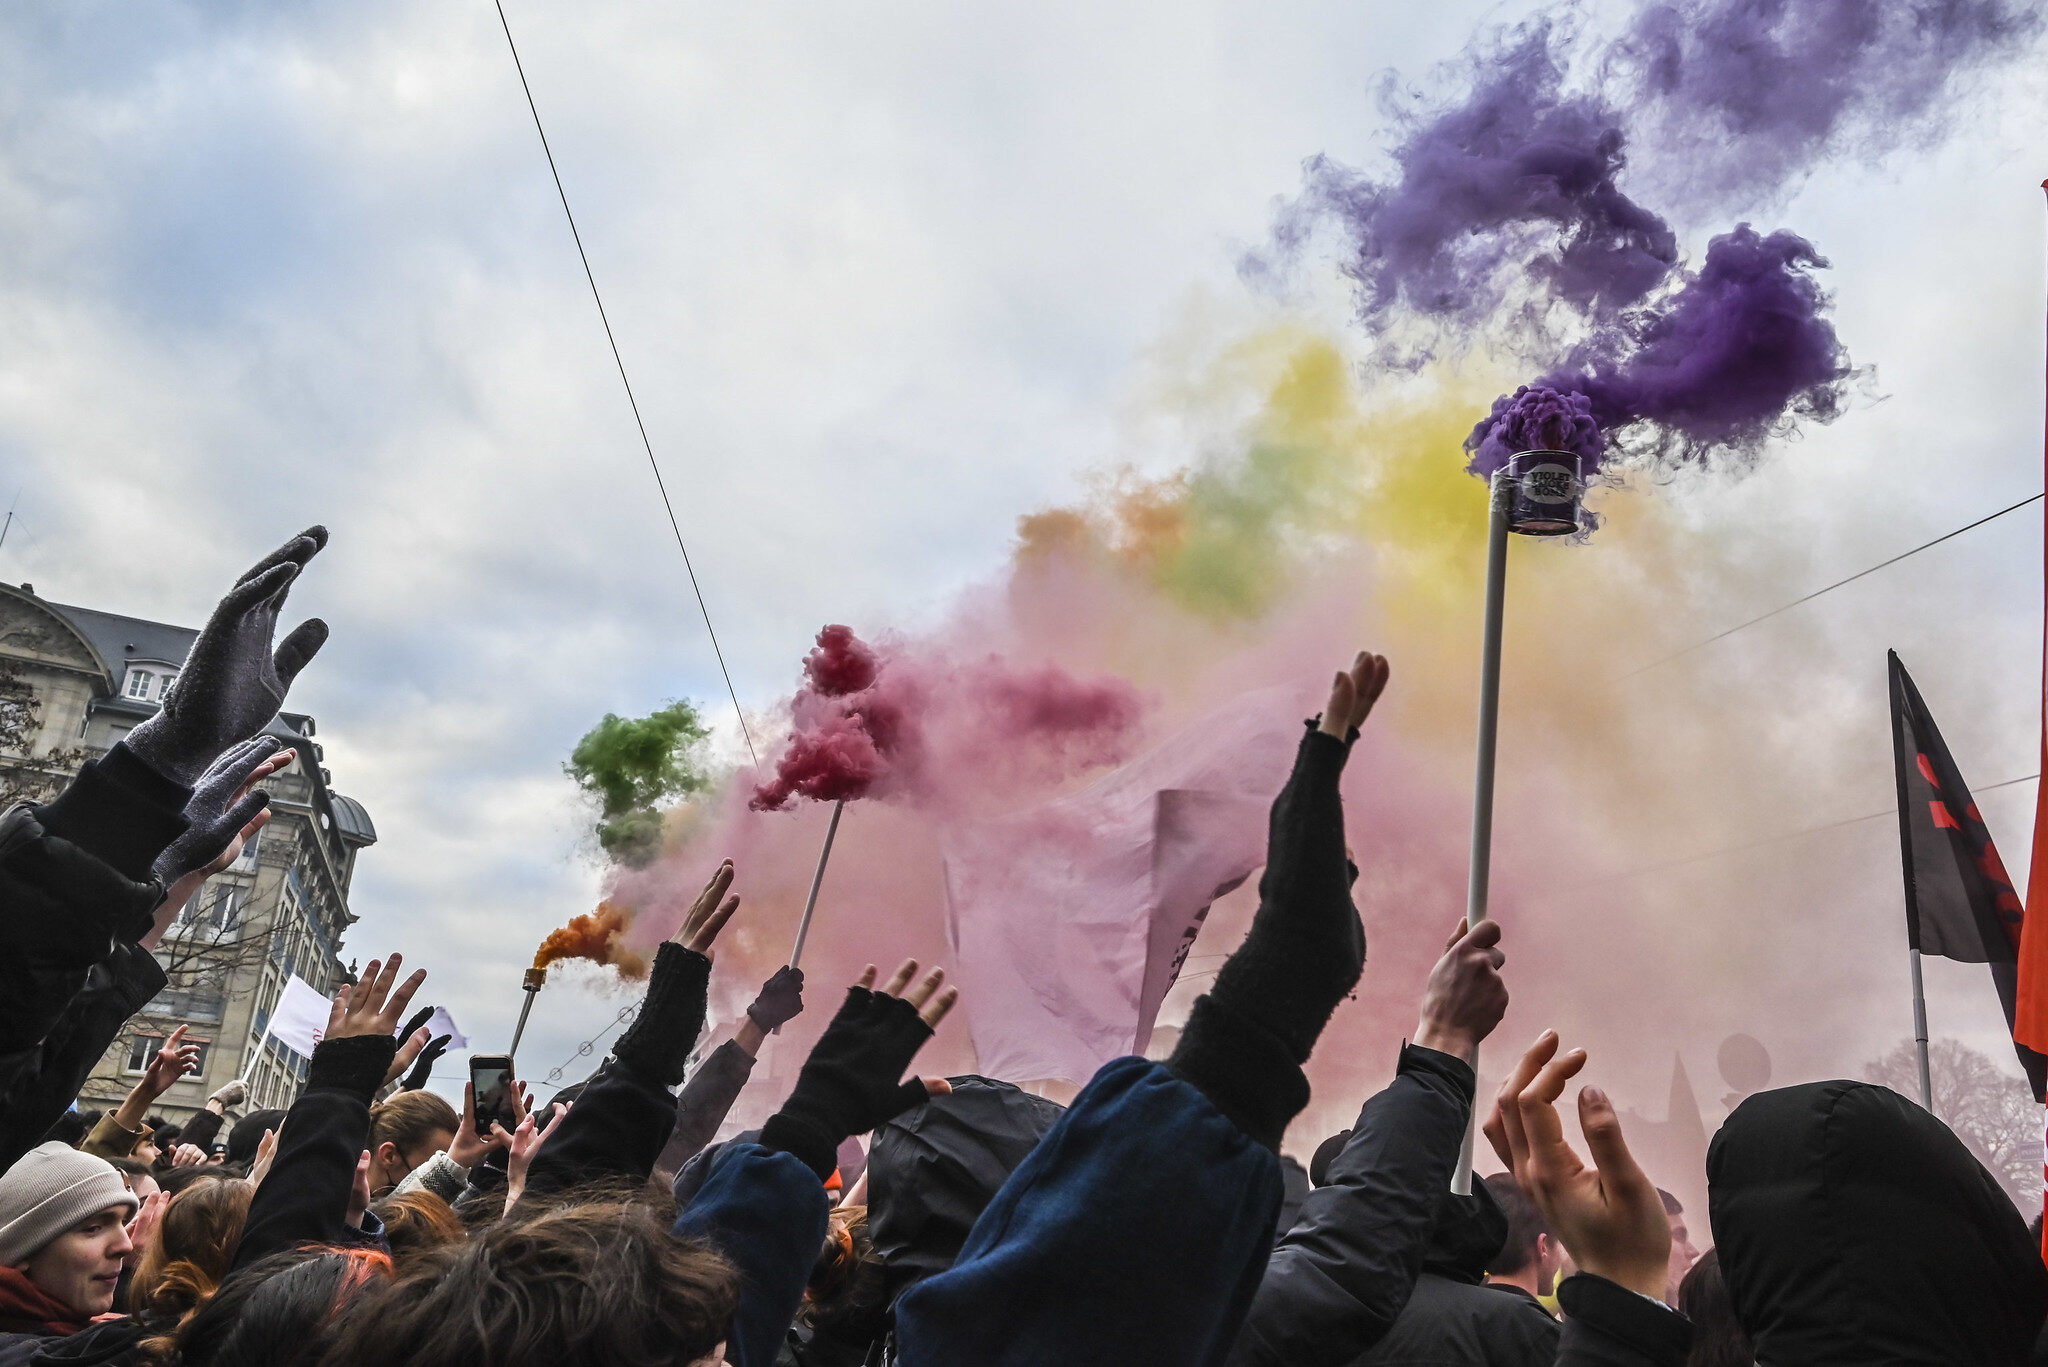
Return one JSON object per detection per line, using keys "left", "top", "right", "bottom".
{"left": 653, "top": 965, "right": 807, "bottom": 1181}
{"left": 365, "top": 1191, "right": 465, "bottom": 1270}
{"left": 365, "top": 1091, "right": 459, "bottom": 1197}
{"left": 0, "top": 1142, "right": 138, "bottom": 1342}
{"left": 1483, "top": 1173, "right": 1562, "bottom": 1307}
{"left": 1657, "top": 1188, "right": 1700, "bottom": 1304}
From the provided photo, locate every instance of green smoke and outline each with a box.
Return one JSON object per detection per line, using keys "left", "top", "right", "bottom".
{"left": 566, "top": 700, "right": 711, "bottom": 865}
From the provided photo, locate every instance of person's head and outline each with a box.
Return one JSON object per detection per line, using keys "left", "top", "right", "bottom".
{"left": 160, "top": 1166, "right": 234, "bottom": 1197}
{"left": 314, "top": 1200, "right": 736, "bottom": 1367}
{"left": 108, "top": 1157, "right": 162, "bottom": 1205}
{"left": 366, "top": 1091, "right": 458, "bottom": 1193}
{"left": 130, "top": 1175, "right": 255, "bottom": 1326}
{"left": 1657, "top": 1187, "right": 1699, "bottom": 1300}
{"left": 1481, "top": 1172, "right": 1563, "bottom": 1296}
{"left": 801, "top": 1205, "right": 887, "bottom": 1336}
{"left": 225, "top": 1110, "right": 287, "bottom": 1168}
{"left": 1676, "top": 1249, "right": 1752, "bottom": 1367}
{"left": 39, "top": 1110, "right": 92, "bottom": 1149}
{"left": 0, "top": 1143, "right": 139, "bottom": 1323}
{"left": 162, "top": 1247, "right": 391, "bottom": 1367}
{"left": 366, "top": 1190, "right": 464, "bottom": 1270}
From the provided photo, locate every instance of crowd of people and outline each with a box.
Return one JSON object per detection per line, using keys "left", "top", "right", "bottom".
{"left": 2, "top": 526, "right": 2044, "bottom": 1367}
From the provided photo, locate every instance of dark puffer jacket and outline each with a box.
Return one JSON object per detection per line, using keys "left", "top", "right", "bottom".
{"left": 1710, "top": 1079, "right": 2048, "bottom": 1366}
{"left": 1353, "top": 1182, "right": 1559, "bottom": 1367}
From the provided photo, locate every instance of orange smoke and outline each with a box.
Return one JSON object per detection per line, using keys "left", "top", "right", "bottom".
{"left": 531, "top": 901, "right": 650, "bottom": 978}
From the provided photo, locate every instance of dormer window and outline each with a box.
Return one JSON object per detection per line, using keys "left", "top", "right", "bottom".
{"left": 126, "top": 669, "right": 153, "bottom": 699}
{"left": 124, "top": 667, "right": 176, "bottom": 702}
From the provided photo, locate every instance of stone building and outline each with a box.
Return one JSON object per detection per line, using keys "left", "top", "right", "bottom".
{"left": 0, "top": 582, "right": 375, "bottom": 1123}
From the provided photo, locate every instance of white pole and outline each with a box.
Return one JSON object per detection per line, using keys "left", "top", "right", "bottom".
{"left": 788, "top": 799, "right": 846, "bottom": 970}
{"left": 1453, "top": 472, "right": 1515, "bottom": 1195}
{"left": 1910, "top": 947, "right": 1934, "bottom": 1111}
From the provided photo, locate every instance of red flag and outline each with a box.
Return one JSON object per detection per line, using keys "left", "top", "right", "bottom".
{"left": 2024, "top": 179, "right": 2048, "bottom": 1262}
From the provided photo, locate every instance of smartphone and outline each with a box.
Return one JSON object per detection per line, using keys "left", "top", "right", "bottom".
{"left": 469, "top": 1054, "right": 515, "bottom": 1136}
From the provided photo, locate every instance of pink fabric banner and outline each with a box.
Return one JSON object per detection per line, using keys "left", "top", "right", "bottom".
{"left": 941, "top": 687, "right": 1304, "bottom": 1084}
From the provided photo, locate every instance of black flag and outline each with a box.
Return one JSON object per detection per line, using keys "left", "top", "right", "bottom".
{"left": 1889, "top": 651, "right": 2046, "bottom": 1101}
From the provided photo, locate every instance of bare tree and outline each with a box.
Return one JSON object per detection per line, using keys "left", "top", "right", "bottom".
{"left": 1866, "top": 1038, "right": 2043, "bottom": 1210}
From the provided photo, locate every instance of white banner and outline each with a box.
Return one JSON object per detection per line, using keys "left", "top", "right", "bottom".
{"left": 262, "top": 974, "right": 332, "bottom": 1058}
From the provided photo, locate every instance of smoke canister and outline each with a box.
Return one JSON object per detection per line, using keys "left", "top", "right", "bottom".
{"left": 1503, "top": 448, "right": 1585, "bottom": 536}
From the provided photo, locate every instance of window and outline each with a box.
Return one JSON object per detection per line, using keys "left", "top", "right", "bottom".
{"left": 124, "top": 1035, "right": 210, "bottom": 1076}
{"left": 144, "top": 986, "right": 227, "bottom": 1024}
{"left": 126, "top": 670, "right": 153, "bottom": 699}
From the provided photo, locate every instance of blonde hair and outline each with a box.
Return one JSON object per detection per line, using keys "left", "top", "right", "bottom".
{"left": 129, "top": 1176, "right": 255, "bottom": 1325}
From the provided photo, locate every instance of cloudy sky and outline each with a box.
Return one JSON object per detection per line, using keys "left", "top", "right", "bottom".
{"left": 2, "top": 1, "right": 2044, "bottom": 1108}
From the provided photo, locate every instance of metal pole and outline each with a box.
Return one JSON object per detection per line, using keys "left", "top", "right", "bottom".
{"left": 788, "top": 799, "right": 846, "bottom": 970}
{"left": 1910, "top": 947, "right": 1933, "bottom": 1111}
{"left": 510, "top": 987, "right": 539, "bottom": 1059}
{"left": 1453, "top": 472, "right": 1515, "bottom": 1195}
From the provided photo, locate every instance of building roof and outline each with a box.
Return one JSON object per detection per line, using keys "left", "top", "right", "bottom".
{"left": 329, "top": 794, "right": 377, "bottom": 845}
{"left": 46, "top": 602, "right": 198, "bottom": 672}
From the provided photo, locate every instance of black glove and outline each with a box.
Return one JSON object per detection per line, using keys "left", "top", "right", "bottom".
{"left": 126, "top": 528, "right": 330, "bottom": 786}
{"left": 746, "top": 966, "right": 806, "bottom": 1031}
{"left": 403, "top": 1036, "right": 451, "bottom": 1091}
{"left": 760, "top": 986, "right": 936, "bottom": 1179}
{"left": 610, "top": 943, "right": 710, "bottom": 1088}
{"left": 150, "top": 736, "right": 280, "bottom": 889}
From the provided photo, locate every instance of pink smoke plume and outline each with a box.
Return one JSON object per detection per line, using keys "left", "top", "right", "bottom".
{"left": 751, "top": 624, "right": 1146, "bottom": 811}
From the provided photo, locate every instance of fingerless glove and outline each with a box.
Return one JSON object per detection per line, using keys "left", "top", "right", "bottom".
{"left": 761, "top": 987, "right": 934, "bottom": 1179}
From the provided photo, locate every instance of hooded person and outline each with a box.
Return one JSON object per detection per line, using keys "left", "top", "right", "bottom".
{"left": 0, "top": 1143, "right": 139, "bottom": 1344}
{"left": 1709, "top": 1079, "right": 2048, "bottom": 1366}
{"left": 1351, "top": 1182, "right": 1559, "bottom": 1367}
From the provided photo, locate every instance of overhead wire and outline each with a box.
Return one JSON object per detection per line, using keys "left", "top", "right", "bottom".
{"left": 491, "top": 0, "right": 759, "bottom": 767}
{"left": 1617, "top": 491, "right": 2044, "bottom": 680}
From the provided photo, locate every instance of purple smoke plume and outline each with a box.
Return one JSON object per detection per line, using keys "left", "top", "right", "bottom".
{"left": 1615, "top": 0, "right": 2043, "bottom": 213}
{"left": 1259, "top": 0, "right": 2036, "bottom": 479}
{"left": 1467, "top": 225, "right": 1855, "bottom": 476}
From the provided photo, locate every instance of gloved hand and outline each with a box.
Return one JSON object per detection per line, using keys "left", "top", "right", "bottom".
{"left": 760, "top": 961, "right": 958, "bottom": 1179}
{"left": 207, "top": 1079, "right": 247, "bottom": 1111}
{"left": 126, "top": 527, "right": 330, "bottom": 786}
{"left": 150, "top": 737, "right": 282, "bottom": 889}
{"left": 403, "top": 1035, "right": 452, "bottom": 1092}
{"left": 746, "top": 966, "right": 805, "bottom": 1031}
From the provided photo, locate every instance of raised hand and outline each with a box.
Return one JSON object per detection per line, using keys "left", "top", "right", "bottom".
{"left": 143, "top": 1026, "right": 202, "bottom": 1098}
{"left": 249, "top": 1127, "right": 280, "bottom": 1187}
{"left": 207, "top": 1078, "right": 248, "bottom": 1113}
{"left": 674, "top": 860, "right": 740, "bottom": 955}
{"left": 746, "top": 965, "right": 806, "bottom": 1031}
{"left": 346, "top": 1151, "right": 373, "bottom": 1230}
{"left": 1317, "top": 651, "right": 1391, "bottom": 739}
{"left": 325, "top": 954, "right": 427, "bottom": 1042}
{"left": 1484, "top": 1031, "right": 1671, "bottom": 1301}
{"left": 152, "top": 738, "right": 294, "bottom": 890}
{"left": 498, "top": 1101, "right": 569, "bottom": 1208}
{"left": 125, "top": 527, "right": 331, "bottom": 786}
{"left": 760, "top": 958, "right": 960, "bottom": 1179}
{"left": 1413, "top": 918, "right": 1509, "bottom": 1058}
{"left": 448, "top": 1081, "right": 507, "bottom": 1170}
{"left": 124, "top": 1190, "right": 168, "bottom": 1265}
{"left": 171, "top": 1143, "right": 208, "bottom": 1168}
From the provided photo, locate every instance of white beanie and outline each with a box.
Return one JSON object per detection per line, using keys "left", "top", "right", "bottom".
{"left": 0, "top": 1142, "right": 137, "bottom": 1265}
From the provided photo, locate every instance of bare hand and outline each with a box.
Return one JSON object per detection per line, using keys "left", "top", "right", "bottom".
{"left": 675, "top": 860, "right": 740, "bottom": 954}
{"left": 1318, "top": 652, "right": 1391, "bottom": 738}
{"left": 346, "top": 1151, "right": 372, "bottom": 1230}
{"left": 324, "top": 954, "right": 427, "bottom": 1042}
{"left": 448, "top": 1081, "right": 506, "bottom": 1170}
{"left": 143, "top": 1026, "right": 202, "bottom": 1098}
{"left": 498, "top": 1101, "right": 570, "bottom": 1208}
{"left": 1485, "top": 1031, "right": 1671, "bottom": 1300}
{"left": 124, "top": 1190, "right": 168, "bottom": 1264}
{"left": 248, "top": 1127, "right": 280, "bottom": 1188}
{"left": 171, "top": 1143, "right": 208, "bottom": 1169}
{"left": 1413, "top": 919, "right": 1509, "bottom": 1058}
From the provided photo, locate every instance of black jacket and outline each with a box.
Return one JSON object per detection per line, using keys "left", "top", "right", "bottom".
{"left": 1228, "top": 1044, "right": 1475, "bottom": 1366}
{"left": 232, "top": 1035, "right": 395, "bottom": 1269}
{"left": 0, "top": 942, "right": 165, "bottom": 1173}
{"left": 1710, "top": 1079, "right": 2048, "bottom": 1366}
{"left": 0, "top": 747, "right": 186, "bottom": 1130}
{"left": 1354, "top": 1182, "right": 1557, "bottom": 1367}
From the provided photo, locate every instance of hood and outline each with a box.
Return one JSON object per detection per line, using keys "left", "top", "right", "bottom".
{"left": 866, "top": 1075, "right": 1065, "bottom": 1299}
{"left": 1709, "top": 1080, "right": 2046, "bottom": 1366}
{"left": 1417, "top": 1178, "right": 1509, "bottom": 1285}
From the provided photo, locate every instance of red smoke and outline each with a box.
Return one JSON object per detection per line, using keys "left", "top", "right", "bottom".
{"left": 751, "top": 625, "right": 1147, "bottom": 811}
{"left": 532, "top": 901, "right": 650, "bottom": 978}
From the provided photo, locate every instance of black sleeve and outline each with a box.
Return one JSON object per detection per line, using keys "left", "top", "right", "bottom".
{"left": 0, "top": 941, "right": 166, "bottom": 1171}
{"left": 179, "top": 1106, "right": 225, "bottom": 1154}
{"left": 1227, "top": 1044, "right": 1475, "bottom": 1367}
{"left": 232, "top": 1035, "right": 393, "bottom": 1268}
{"left": 654, "top": 1039, "right": 757, "bottom": 1178}
{"left": 518, "top": 1057, "right": 677, "bottom": 1201}
{"left": 1554, "top": 1274, "right": 1693, "bottom": 1367}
